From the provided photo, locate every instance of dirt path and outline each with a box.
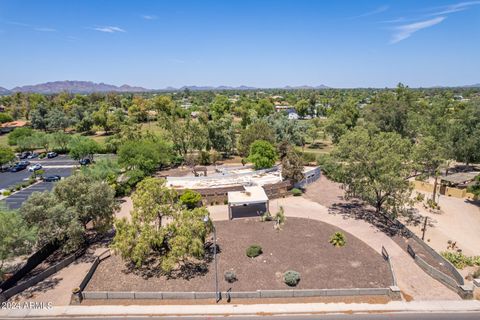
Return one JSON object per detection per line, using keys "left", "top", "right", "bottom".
{"left": 11, "top": 247, "right": 107, "bottom": 306}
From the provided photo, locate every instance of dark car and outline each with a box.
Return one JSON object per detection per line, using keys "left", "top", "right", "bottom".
{"left": 9, "top": 163, "right": 27, "bottom": 172}
{"left": 47, "top": 152, "right": 58, "bottom": 158}
{"left": 43, "top": 175, "right": 61, "bottom": 182}
{"left": 19, "top": 151, "right": 31, "bottom": 159}
{"left": 79, "top": 158, "right": 91, "bottom": 166}
{"left": 18, "top": 160, "right": 30, "bottom": 166}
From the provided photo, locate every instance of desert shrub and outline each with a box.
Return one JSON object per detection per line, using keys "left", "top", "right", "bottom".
{"left": 21, "top": 182, "right": 29, "bottom": 188}
{"left": 473, "top": 267, "right": 480, "bottom": 279}
{"left": 224, "top": 270, "right": 237, "bottom": 283}
{"left": 441, "top": 251, "right": 480, "bottom": 269}
{"left": 291, "top": 188, "right": 302, "bottom": 196}
{"left": 284, "top": 270, "right": 301, "bottom": 287}
{"left": 329, "top": 232, "right": 346, "bottom": 247}
{"left": 15, "top": 184, "right": 22, "bottom": 191}
{"left": 260, "top": 211, "right": 273, "bottom": 222}
{"left": 274, "top": 206, "right": 286, "bottom": 226}
{"left": 2, "top": 190, "right": 11, "bottom": 196}
{"left": 38, "top": 153, "right": 46, "bottom": 159}
{"left": 414, "top": 192, "right": 425, "bottom": 202}
{"left": 246, "top": 244, "right": 262, "bottom": 258}
{"left": 179, "top": 189, "right": 202, "bottom": 210}
{"left": 199, "top": 150, "right": 211, "bottom": 165}
{"left": 426, "top": 198, "right": 440, "bottom": 210}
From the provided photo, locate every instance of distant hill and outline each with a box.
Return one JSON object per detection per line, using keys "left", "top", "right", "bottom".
{"left": 283, "top": 85, "right": 330, "bottom": 90}
{"left": 0, "top": 87, "right": 10, "bottom": 95}
{"left": 11, "top": 81, "right": 151, "bottom": 94}
{"left": 2, "top": 81, "right": 335, "bottom": 94}
{"left": 464, "top": 83, "right": 480, "bottom": 88}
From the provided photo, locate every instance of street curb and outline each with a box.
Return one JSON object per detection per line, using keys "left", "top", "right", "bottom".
{"left": 1, "top": 300, "right": 479, "bottom": 318}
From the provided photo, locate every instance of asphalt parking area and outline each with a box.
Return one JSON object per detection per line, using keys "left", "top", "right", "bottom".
{"left": 1, "top": 167, "right": 74, "bottom": 210}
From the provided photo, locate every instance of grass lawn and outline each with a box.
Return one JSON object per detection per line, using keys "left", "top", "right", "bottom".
{"left": 0, "top": 133, "right": 8, "bottom": 147}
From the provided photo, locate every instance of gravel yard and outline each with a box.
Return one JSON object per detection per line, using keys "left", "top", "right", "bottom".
{"left": 86, "top": 217, "right": 392, "bottom": 292}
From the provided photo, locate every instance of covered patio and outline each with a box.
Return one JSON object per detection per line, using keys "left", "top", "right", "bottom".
{"left": 227, "top": 186, "right": 269, "bottom": 219}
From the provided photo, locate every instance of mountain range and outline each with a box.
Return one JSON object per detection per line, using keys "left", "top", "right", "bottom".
{"left": 0, "top": 81, "right": 479, "bottom": 95}
{"left": 0, "top": 81, "right": 333, "bottom": 94}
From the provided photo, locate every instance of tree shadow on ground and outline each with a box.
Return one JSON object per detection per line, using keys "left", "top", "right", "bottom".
{"left": 309, "top": 142, "right": 329, "bottom": 150}
{"left": 13, "top": 277, "right": 62, "bottom": 301}
{"left": 328, "top": 201, "right": 410, "bottom": 238}
{"left": 120, "top": 242, "right": 220, "bottom": 280}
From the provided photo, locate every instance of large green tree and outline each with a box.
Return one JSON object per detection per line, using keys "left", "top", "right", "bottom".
{"left": 0, "top": 209, "right": 37, "bottom": 275}
{"left": 248, "top": 140, "right": 278, "bottom": 170}
{"left": 332, "top": 128, "right": 413, "bottom": 216}
{"left": 112, "top": 178, "right": 211, "bottom": 272}
{"left": 20, "top": 173, "right": 117, "bottom": 252}
{"left": 237, "top": 121, "right": 275, "bottom": 156}
{"left": 0, "top": 145, "right": 15, "bottom": 168}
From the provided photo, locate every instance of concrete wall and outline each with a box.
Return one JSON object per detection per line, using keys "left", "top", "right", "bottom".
{"left": 82, "top": 287, "right": 400, "bottom": 301}
{"left": 411, "top": 180, "right": 435, "bottom": 193}
{"left": 0, "top": 249, "right": 84, "bottom": 303}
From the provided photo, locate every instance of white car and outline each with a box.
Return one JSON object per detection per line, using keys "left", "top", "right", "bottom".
{"left": 28, "top": 163, "right": 43, "bottom": 172}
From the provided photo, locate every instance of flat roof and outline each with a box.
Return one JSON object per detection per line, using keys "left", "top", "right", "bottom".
{"left": 228, "top": 186, "right": 269, "bottom": 205}
{"left": 441, "top": 172, "right": 479, "bottom": 185}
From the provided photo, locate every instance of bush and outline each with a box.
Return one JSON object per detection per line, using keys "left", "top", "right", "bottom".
{"left": 224, "top": 270, "right": 237, "bottom": 283}
{"left": 180, "top": 189, "right": 202, "bottom": 210}
{"left": 329, "top": 232, "right": 346, "bottom": 247}
{"left": 473, "top": 267, "right": 480, "bottom": 279}
{"left": 441, "top": 251, "right": 480, "bottom": 269}
{"left": 301, "top": 151, "right": 317, "bottom": 164}
{"left": 246, "top": 244, "right": 262, "bottom": 258}
{"left": 291, "top": 188, "right": 302, "bottom": 196}
{"left": 284, "top": 270, "right": 301, "bottom": 287}
{"left": 199, "top": 151, "right": 211, "bottom": 165}
{"left": 260, "top": 211, "right": 273, "bottom": 222}
{"left": 2, "top": 190, "right": 11, "bottom": 196}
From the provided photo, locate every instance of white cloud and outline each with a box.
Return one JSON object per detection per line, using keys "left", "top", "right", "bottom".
{"left": 390, "top": 16, "right": 446, "bottom": 44}
{"left": 34, "top": 27, "right": 56, "bottom": 32}
{"left": 93, "top": 26, "right": 126, "bottom": 33}
{"left": 429, "top": 1, "right": 480, "bottom": 16}
{"left": 351, "top": 5, "right": 389, "bottom": 19}
{"left": 141, "top": 15, "right": 157, "bottom": 20}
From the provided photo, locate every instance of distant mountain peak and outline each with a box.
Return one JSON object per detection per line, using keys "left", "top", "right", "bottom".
{"left": 11, "top": 80, "right": 151, "bottom": 94}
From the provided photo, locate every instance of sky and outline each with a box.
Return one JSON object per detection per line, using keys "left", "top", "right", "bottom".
{"left": 0, "top": 0, "right": 479, "bottom": 89}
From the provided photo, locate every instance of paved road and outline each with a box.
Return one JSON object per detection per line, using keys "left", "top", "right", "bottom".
{"left": 0, "top": 155, "right": 76, "bottom": 190}
{"left": 5, "top": 313, "right": 479, "bottom": 320}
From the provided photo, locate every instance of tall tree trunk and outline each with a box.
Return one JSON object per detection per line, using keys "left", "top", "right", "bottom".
{"left": 432, "top": 175, "right": 438, "bottom": 202}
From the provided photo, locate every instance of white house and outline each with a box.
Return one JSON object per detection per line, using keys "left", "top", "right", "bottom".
{"left": 288, "top": 112, "right": 299, "bottom": 120}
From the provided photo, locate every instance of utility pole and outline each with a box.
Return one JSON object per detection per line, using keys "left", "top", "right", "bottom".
{"left": 421, "top": 216, "right": 428, "bottom": 241}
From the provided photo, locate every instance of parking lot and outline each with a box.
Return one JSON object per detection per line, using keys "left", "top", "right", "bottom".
{"left": 0, "top": 155, "right": 76, "bottom": 189}
{"left": 0, "top": 155, "right": 76, "bottom": 209}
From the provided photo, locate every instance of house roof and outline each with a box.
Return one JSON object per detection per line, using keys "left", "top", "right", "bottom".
{"left": 440, "top": 172, "right": 480, "bottom": 185}
{"left": 1, "top": 121, "right": 28, "bottom": 128}
{"left": 228, "top": 186, "right": 269, "bottom": 205}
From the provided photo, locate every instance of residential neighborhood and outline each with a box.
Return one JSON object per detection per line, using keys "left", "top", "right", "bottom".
{"left": 1, "top": 1, "right": 480, "bottom": 319}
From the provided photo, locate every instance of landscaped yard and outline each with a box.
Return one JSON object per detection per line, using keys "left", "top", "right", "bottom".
{"left": 85, "top": 217, "right": 392, "bottom": 292}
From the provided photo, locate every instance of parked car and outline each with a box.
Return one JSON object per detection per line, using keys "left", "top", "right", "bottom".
{"left": 18, "top": 160, "right": 30, "bottom": 166}
{"left": 27, "top": 152, "right": 39, "bottom": 159}
{"left": 43, "top": 175, "right": 61, "bottom": 182}
{"left": 19, "top": 151, "right": 31, "bottom": 159}
{"left": 79, "top": 158, "right": 91, "bottom": 166}
{"left": 28, "top": 163, "right": 42, "bottom": 172}
{"left": 10, "top": 163, "right": 27, "bottom": 172}
{"left": 47, "top": 152, "right": 58, "bottom": 158}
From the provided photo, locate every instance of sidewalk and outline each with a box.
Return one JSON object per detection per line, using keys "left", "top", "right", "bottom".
{"left": 1, "top": 300, "right": 479, "bottom": 318}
